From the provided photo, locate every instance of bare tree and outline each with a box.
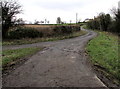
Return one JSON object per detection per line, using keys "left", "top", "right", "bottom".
{"left": 47, "top": 21, "right": 49, "bottom": 24}
{"left": 0, "top": 0, "right": 22, "bottom": 38}
{"left": 14, "top": 18, "right": 25, "bottom": 25}
{"left": 34, "top": 20, "right": 40, "bottom": 24}
{"left": 40, "top": 21, "right": 44, "bottom": 24}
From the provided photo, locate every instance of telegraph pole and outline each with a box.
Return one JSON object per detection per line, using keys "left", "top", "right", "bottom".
{"left": 76, "top": 13, "right": 78, "bottom": 24}
{"left": 45, "top": 19, "right": 47, "bottom": 24}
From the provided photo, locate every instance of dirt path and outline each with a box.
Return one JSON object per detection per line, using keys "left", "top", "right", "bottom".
{"left": 3, "top": 29, "right": 108, "bottom": 87}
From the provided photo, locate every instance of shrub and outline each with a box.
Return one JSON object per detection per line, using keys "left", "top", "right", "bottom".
{"left": 53, "top": 25, "right": 80, "bottom": 35}
{"left": 8, "top": 27, "right": 43, "bottom": 39}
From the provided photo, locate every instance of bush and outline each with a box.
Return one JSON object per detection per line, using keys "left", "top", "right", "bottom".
{"left": 53, "top": 25, "right": 80, "bottom": 35}
{"left": 8, "top": 27, "right": 43, "bottom": 39}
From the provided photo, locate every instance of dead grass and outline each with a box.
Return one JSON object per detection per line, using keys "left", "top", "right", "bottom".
{"left": 24, "top": 24, "right": 55, "bottom": 28}
{"left": 24, "top": 25, "right": 55, "bottom": 37}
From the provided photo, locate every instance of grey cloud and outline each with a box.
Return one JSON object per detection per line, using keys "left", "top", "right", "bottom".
{"left": 34, "top": 1, "right": 90, "bottom": 10}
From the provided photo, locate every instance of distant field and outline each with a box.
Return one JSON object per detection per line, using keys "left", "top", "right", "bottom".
{"left": 24, "top": 24, "right": 79, "bottom": 28}
{"left": 24, "top": 24, "right": 55, "bottom": 28}
{"left": 23, "top": 24, "right": 81, "bottom": 37}
{"left": 24, "top": 25, "right": 55, "bottom": 33}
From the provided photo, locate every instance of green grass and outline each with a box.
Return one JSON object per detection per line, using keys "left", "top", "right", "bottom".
{"left": 3, "top": 30, "right": 87, "bottom": 46}
{"left": 86, "top": 30, "right": 120, "bottom": 84}
{"left": 2, "top": 47, "right": 43, "bottom": 66}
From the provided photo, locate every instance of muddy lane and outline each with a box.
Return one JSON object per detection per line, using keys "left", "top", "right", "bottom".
{"left": 3, "top": 29, "right": 107, "bottom": 87}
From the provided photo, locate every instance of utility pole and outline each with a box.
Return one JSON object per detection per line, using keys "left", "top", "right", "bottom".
{"left": 70, "top": 20, "right": 72, "bottom": 24}
{"left": 76, "top": 13, "right": 78, "bottom": 24}
{"left": 45, "top": 19, "right": 47, "bottom": 24}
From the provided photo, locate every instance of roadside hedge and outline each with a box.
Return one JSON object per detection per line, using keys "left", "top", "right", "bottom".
{"left": 53, "top": 25, "right": 81, "bottom": 35}
{"left": 7, "top": 25, "right": 81, "bottom": 39}
{"left": 8, "top": 27, "right": 43, "bottom": 39}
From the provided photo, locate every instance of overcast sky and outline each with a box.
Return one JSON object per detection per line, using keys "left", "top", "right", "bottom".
{"left": 17, "top": 0, "right": 119, "bottom": 24}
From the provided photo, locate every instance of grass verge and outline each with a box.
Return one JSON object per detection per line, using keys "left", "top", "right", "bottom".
{"left": 2, "top": 47, "right": 43, "bottom": 67}
{"left": 86, "top": 30, "right": 120, "bottom": 85}
{"left": 3, "top": 30, "right": 87, "bottom": 46}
